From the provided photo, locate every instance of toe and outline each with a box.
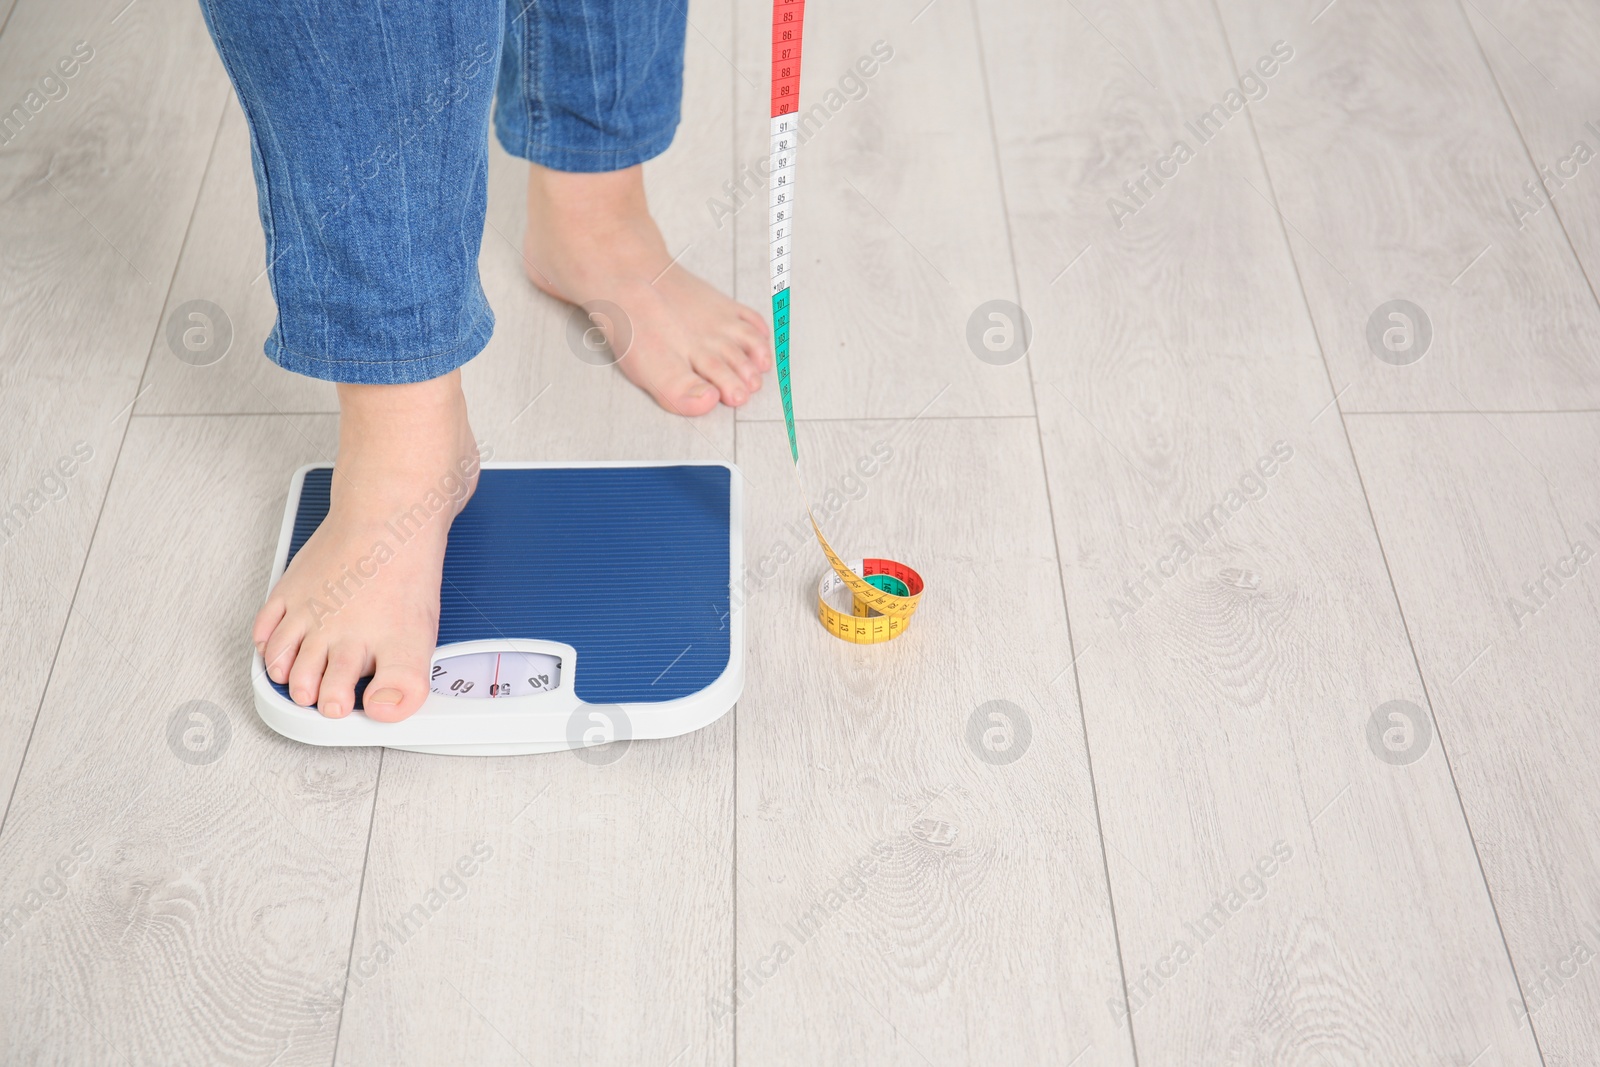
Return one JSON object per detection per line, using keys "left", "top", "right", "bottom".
{"left": 692, "top": 345, "right": 752, "bottom": 407}
{"left": 252, "top": 597, "right": 286, "bottom": 654}
{"left": 636, "top": 360, "right": 718, "bottom": 417}
{"left": 665, "top": 381, "right": 720, "bottom": 417}
{"left": 318, "top": 643, "right": 367, "bottom": 719}
{"left": 263, "top": 619, "right": 306, "bottom": 686}
{"left": 733, "top": 311, "right": 773, "bottom": 370}
{"left": 287, "top": 638, "right": 328, "bottom": 707}
{"left": 363, "top": 646, "right": 433, "bottom": 723}
{"left": 736, "top": 302, "right": 767, "bottom": 334}
{"left": 719, "top": 324, "right": 765, "bottom": 390}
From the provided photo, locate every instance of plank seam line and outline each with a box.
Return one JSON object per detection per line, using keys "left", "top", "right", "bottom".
{"left": 328, "top": 748, "right": 386, "bottom": 1067}
{"left": 1452, "top": 0, "right": 1600, "bottom": 318}
{"left": 0, "top": 85, "right": 230, "bottom": 843}
{"left": 1206, "top": 2, "right": 1548, "bottom": 1059}
{"left": 131, "top": 90, "right": 232, "bottom": 411}
{"left": 967, "top": 1, "right": 1141, "bottom": 1063}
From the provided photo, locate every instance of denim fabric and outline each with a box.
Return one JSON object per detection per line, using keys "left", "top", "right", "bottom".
{"left": 198, "top": 0, "right": 687, "bottom": 384}
{"left": 495, "top": 0, "right": 687, "bottom": 173}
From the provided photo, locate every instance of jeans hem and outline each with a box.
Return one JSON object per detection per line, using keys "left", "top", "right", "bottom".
{"left": 493, "top": 119, "right": 679, "bottom": 173}
{"left": 265, "top": 302, "right": 496, "bottom": 385}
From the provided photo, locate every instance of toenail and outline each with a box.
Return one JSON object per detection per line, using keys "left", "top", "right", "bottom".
{"left": 688, "top": 383, "right": 711, "bottom": 397}
{"left": 368, "top": 688, "right": 403, "bottom": 706}
{"left": 322, "top": 703, "right": 343, "bottom": 718}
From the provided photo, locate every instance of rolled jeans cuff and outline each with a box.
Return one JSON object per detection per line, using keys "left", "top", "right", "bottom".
{"left": 265, "top": 294, "right": 495, "bottom": 385}
{"left": 493, "top": 119, "right": 680, "bottom": 174}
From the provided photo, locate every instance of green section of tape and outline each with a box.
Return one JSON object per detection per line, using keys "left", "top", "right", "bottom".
{"left": 772, "top": 287, "right": 798, "bottom": 462}
{"left": 865, "top": 573, "right": 909, "bottom": 597}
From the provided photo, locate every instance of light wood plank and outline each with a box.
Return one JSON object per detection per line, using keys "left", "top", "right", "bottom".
{"left": 0, "top": 414, "right": 378, "bottom": 1066}
{"left": 1348, "top": 411, "right": 1600, "bottom": 1065}
{"left": 734, "top": 416, "right": 1131, "bottom": 1066}
{"left": 8, "top": 0, "right": 1598, "bottom": 1062}
{"left": 1213, "top": 0, "right": 1600, "bottom": 413}
{"left": 332, "top": 3, "right": 738, "bottom": 1062}
{"left": 136, "top": 99, "right": 337, "bottom": 416}
{"left": 458, "top": 143, "right": 739, "bottom": 468}
{"left": 0, "top": 0, "right": 227, "bottom": 825}
{"left": 331, "top": 718, "right": 734, "bottom": 1067}
{"left": 1462, "top": 0, "right": 1600, "bottom": 300}
{"left": 732, "top": 0, "right": 1032, "bottom": 421}
{"left": 980, "top": 0, "right": 1541, "bottom": 1059}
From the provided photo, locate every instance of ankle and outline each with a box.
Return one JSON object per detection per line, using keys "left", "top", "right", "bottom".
{"left": 526, "top": 163, "right": 653, "bottom": 238}
{"left": 332, "top": 372, "right": 477, "bottom": 496}
{"left": 527, "top": 161, "right": 647, "bottom": 208}
{"left": 336, "top": 370, "right": 466, "bottom": 423}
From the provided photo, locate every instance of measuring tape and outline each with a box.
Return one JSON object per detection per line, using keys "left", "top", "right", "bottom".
{"left": 770, "top": 0, "right": 923, "bottom": 644}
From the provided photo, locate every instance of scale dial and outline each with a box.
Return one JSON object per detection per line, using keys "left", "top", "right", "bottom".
{"left": 428, "top": 649, "right": 562, "bottom": 699}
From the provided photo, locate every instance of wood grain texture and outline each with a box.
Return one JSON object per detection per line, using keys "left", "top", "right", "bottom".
{"left": 459, "top": 140, "right": 739, "bottom": 467}
{"left": 979, "top": 0, "right": 1541, "bottom": 1060}
{"left": 734, "top": 417, "right": 1131, "bottom": 1066}
{"left": 0, "top": 0, "right": 227, "bottom": 832}
{"left": 1212, "top": 0, "right": 1600, "bottom": 413}
{"left": 136, "top": 100, "right": 337, "bottom": 416}
{"left": 455, "top": 15, "right": 752, "bottom": 461}
{"left": 0, "top": 414, "right": 378, "bottom": 1067}
{"left": 1462, "top": 0, "right": 1600, "bottom": 300}
{"left": 332, "top": 3, "right": 739, "bottom": 1063}
{"left": 6, "top": 0, "right": 1600, "bottom": 1063}
{"left": 733, "top": 0, "right": 1032, "bottom": 422}
{"left": 1348, "top": 411, "right": 1600, "bottom": 1066}
{"left": 332, "top": 721, "right": 734, "bottom": 1067}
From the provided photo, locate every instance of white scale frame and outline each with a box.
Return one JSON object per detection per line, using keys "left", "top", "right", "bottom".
{"left": 251, "top": 461, "right": 745, "bottom": 756}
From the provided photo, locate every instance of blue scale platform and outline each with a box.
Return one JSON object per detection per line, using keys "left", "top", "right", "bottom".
{"left": 270, "top": 464, "right": 733, "bottom": 709}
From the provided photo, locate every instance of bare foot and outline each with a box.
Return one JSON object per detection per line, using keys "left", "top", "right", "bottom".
{"left": 254, "top": 371, "right": 479, "bottom": 722}
{"left": 522, "top": 162, "right": 772, "bottom": 415}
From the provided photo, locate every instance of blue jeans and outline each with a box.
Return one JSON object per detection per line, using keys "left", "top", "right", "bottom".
{"left": 198, "top": 0, "right": 687, "bottom": 384}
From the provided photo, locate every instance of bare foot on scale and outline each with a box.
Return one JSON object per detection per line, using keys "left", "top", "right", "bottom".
{"left": 253, "top": 371, "right": 479, "bottom": 722}
{"left": 522, "top": 162, "right": 773, "bottom": 415}
{"left": 253, "top": 166, "right": 765, "bottom": 724}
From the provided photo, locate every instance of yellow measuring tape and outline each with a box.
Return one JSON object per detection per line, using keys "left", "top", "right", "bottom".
{"left": 770, "top": 0, "right": 922, "bottom": 643}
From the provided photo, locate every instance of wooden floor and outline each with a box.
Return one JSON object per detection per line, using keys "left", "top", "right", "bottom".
{"left": 2, "top": 0, "right": 1598, "bottom": 1062}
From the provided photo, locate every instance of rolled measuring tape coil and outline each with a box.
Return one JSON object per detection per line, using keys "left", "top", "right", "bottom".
{"left": 770, "top": 0, "right": 924, "bottom": 644}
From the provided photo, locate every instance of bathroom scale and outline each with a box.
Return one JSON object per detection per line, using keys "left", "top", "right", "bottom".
{"left": 251, "top": 461, "right": 743, "bottom": 756}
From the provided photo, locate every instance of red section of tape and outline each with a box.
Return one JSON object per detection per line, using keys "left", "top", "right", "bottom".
{"left": 770, "top": 0, "right": 806, "bottom": 118}
{"left": 862, "top": 558, "right": 926, "bottom": 596}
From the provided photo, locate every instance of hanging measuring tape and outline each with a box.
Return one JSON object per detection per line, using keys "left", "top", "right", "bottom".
{"left": 769, "top": 0, "right": 924, "bottom": 644}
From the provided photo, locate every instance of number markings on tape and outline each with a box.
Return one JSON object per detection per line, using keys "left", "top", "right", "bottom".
{"left": 768, "top": 0, "right": 923, "bottom": 644}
